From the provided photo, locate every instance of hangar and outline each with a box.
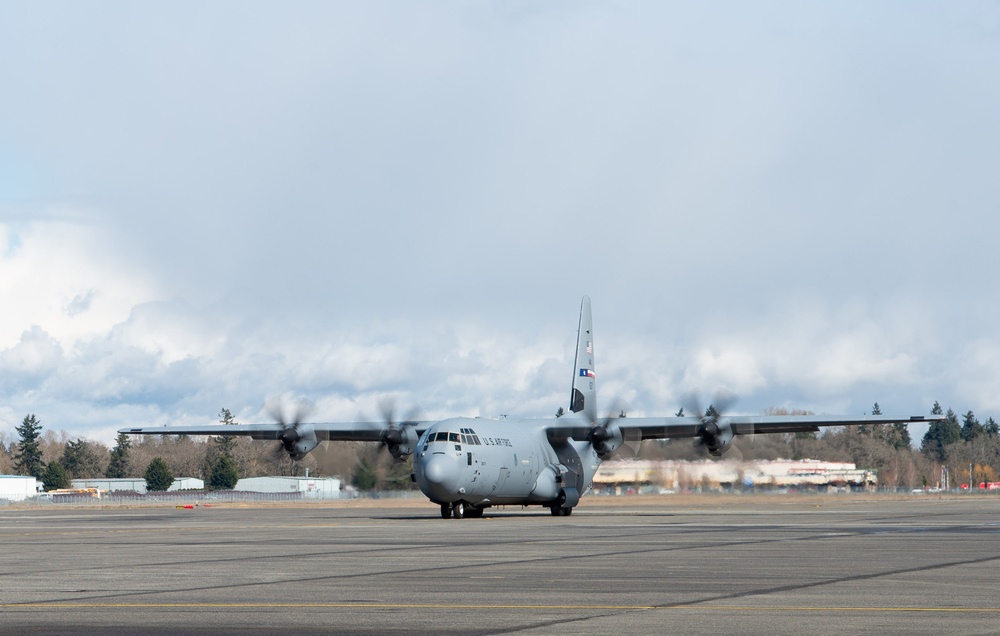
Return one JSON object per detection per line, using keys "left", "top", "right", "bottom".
{"left": 235, "top": 476, "right": 342, "bottom": 499}
{"left": 0, "top": 475, "right": 43, "bottom": 501}
{"left": 71, "top": 477, "right": 205, "bottom": 494}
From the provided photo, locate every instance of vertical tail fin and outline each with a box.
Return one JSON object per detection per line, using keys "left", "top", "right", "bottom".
{"left": 570, "top": 296, "right": 596, "bottom": 420}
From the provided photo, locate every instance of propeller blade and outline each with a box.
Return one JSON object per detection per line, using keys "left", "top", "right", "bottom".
{"left": 685, "top": 389, "right": 741, "bottom": 456}
{"left": 619, "top": 425, "right": 642, "bottom": 458}
{"left": 371, "top": 397, "right": 422, "bottom": 457}
{"left": 266, "top": 396, "right": 315, "bottom": 454}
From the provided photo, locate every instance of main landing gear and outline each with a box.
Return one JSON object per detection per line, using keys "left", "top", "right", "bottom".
{"left": 440, "top": 502, "right": 484, "bottom": 519}
{"left": 549, "top": 505, "right": 573, "bottom": 516}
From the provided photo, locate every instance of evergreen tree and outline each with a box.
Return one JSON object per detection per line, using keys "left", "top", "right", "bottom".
{"left": 351, "top": 454, "right": 378, "bottom": 491}
{"left": 985, "top": 417, "right": 999, "bottom": 438}
{"left": 960, "top": 410, "right": 985, "bottom": 442}
{"left": 144, "top": 457, "right": 174, "bottom": 491}
{"left": 859, "top": 402, "right": 882, "bottom": 436}
{"left": 891, "top": 422, "right": 912, "bottom": 450}
{"left": 216, "top": 408, "right": 238, "bottom": 456}
{"left": 61, "top": 439, "right": 106, "bottom": 478}
{"left": 208, "top": 454, "right": 239, "bottom": 490}
{"left": 41, "top": 461, "right": 71, "bottom": 491}
{"left": 14, "top": 414, "right": 45, "bottom": 478}
{"left": 921, "top": 405, "right": 961, "bottom": 463}
{"left": 106, "top": 433, "right": 132, "bottom": 478}
{"left": 868, "top": 401, "right": 910, "bottom": 449}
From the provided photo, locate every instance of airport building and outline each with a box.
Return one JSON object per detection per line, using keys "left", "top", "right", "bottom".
{"left": 71, "top": 477, "right": 205, "bottom": 494}
{"left": 593, "top": 459, "right": 876, "bottom": 493}
{"left": 235, "top": 476, "right": 342, "bottom": 499}
{"left": 0, "top": 475, "right": 43, "bottom": 501}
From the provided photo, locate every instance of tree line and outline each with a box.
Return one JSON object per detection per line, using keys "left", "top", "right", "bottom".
{"left": 0, "top": 409, "right": 410, "bottom": 492}
{"left": 3, "top": 402, "right": 998, "bottom": 492}
{"left": 646, "top": 402, "right": 1000, "bottom": 490}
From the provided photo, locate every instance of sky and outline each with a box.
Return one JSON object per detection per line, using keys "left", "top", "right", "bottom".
{"left": 1, "top": 2, "right": 998, "bottom": 447}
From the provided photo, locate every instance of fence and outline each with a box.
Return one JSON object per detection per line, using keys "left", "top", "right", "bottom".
{"left": 2, "top": 488, "right": 428, "bottom": 507}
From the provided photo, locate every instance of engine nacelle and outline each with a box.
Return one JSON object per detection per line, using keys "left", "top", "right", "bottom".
{"left": 589, "top": 423, "right": 624, "bottom": 460}
{"left": 285, "top": 425, "right": 319, "bottom": 460}
{"left": 700, "top": 417, "right": 734, "bottom": 457}
{"left": 384, "top": 425, "right": 419, "bottom": 460}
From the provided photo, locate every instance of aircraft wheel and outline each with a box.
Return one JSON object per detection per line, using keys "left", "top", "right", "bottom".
{"left": 549, "top": 505, "right": 561, "bottom": 516}
{"left": 563, "top": 507, "right": 573, "bottom": 516}
{"left": 452, "top": 501, "right": 465, "bottom": 519}
{"left": 440, "top": 504, "right": 452, "bottom": 519}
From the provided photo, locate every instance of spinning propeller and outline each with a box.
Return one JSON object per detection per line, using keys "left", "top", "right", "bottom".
{"left": 267, "top": 398, "right": 317, "bottom": 460}
{"left": 685, "top": 390, "right": 750, "bottom": 460}
{"left": 587, "top": 400, "right": 641, "bottom": 459}
{"left": 376, "top": 399, "right": 421, "bottom": 460}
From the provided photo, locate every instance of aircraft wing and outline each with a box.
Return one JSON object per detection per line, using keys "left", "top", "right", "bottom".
{"left": 119, "top": 421, "right": 432, "bottom": 442}
{"left": 622, "top": 414, "right": 940, "bottom": 439}
{"left": 546, "top": 414, "right": 942, "bottom": 442}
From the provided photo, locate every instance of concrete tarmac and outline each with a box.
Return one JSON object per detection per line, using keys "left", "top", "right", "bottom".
{"left": 1, "top": 495, "right": 999, "bottom": 635}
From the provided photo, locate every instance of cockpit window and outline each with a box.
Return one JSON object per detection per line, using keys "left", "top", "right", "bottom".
{"left": 433, "top": 432, "right": 449, "bottom": 442}
{"left": 449, "top": 432, "right": 460, "bottom": 443}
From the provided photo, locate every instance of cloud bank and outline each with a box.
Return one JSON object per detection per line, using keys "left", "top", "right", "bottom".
{"left": 1, "top": 3, "right": 998, "bottom": 444}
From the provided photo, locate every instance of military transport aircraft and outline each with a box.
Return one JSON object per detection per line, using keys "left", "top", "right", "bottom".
{"left": 121, "top": 297, "right": 939, "bottom": 519}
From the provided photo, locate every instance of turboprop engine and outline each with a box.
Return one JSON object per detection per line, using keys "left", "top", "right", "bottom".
{"left": 586, "top": 406, "right": 640, "bottom": 461}
{"left": 589, "top": 422, "right": 624, "bottom": 460}
{"left": 382, "top": 424, "right": 419, "bottom": 459}
{"left": 697, "top": 414, "right": 734, "bottom": 457}
{"left": 278, "top": 424, "right": 319, "bottom": 460}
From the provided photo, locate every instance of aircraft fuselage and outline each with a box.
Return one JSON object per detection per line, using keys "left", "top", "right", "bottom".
{"left": 412, "top": 416, "right": 600, "bottom": 511}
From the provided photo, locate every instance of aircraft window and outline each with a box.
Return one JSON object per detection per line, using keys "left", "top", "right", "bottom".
{"left": 449, "top": 432, "right": 460, "bottom": 442}
{"left": 434, "top": 432, "right": 449, "bottom": 442}
{"left": 472, "top": 435, "right": 481, "bottom": 445}
{"left": 461, "top": 434, "right": 469, "bottom": 445}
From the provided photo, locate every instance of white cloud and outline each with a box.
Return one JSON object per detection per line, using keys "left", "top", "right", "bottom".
{"left": 0, "top": 3, "right": 997, "bottom": 444}
{"left": 0, "top": 326, "right": 63, "bottom": 386}
{"left": 0, "top": 215, "right": 160, "bottom": 349}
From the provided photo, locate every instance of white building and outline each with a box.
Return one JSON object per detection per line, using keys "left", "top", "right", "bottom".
{"left": 235, "top": 476, "right": 342, "bottom": 499}
{"left": 0, "top": 475, "right": 43, "bottom": 501}
{"left": 593, "top": 459, "right": 875, "bottom": 491}
{"left": 72, "top": 477, "right": 205, "bottom": 494}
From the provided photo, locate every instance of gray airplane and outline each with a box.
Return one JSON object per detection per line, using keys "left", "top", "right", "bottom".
{"left": 120, "top": 297, "right": 939, "bottom": 519}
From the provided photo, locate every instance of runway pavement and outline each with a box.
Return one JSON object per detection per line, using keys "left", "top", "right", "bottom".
{"left": 1, "top": 495, "right": 999, "bottom": 635}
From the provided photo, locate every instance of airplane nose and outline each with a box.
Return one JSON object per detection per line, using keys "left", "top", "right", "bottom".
{"left": 419, "top": 454, "right": 459, "bottom": 501}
